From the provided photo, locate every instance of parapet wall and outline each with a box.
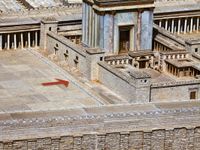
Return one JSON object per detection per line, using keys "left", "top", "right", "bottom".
{"left": 1, "top": 127, "right": 200, "bottom": 150}
{"left": 151, "top": 79, "right": 200, "bottom": 102}
{"left": 47, "top": 32, "right": 87, "bottom": 75}
{"left": 1, "top": 101, "right": 200, "bottom": 149}
{"left": 46, "top": 32, "right": 104, "bottom": 80}
{"left": 98, "top": 62, "right": 150, "bottom": 103}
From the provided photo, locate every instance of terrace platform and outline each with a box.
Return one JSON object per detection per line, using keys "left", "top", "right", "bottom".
{"left": 0, "top": 49, "right": 104, "bottom": 113}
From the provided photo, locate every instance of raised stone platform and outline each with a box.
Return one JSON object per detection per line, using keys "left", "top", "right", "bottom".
{"left": 1, "top": 101, "right": 200, "bottom": 143}
{"left": 0, "top": 49, "right": 105, "bottom": 113}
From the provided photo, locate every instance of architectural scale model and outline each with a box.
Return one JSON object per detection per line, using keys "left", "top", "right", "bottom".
{"left": 0, "top": 0, "right": 200, "bottom": 149}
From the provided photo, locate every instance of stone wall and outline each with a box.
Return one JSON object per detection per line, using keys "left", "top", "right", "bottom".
{"left": 1, "top": 101, "right": 200, "bottom": 149}
{"left": 186, "top": 39, "right": 200, "bottom": 54}
{"left": 47, "top": 32, "right": 87, "bottom": 75}
{"left": 98, "top": 62, "right": 150, "bottom": 103}
{"left": 151, "top": 80, "right": 200, "bottom": 102}
{"left": 46, "top": 32, "right": 104, "bottom": 80}
{"left": 1, "top": 127, "right": 200, "bottom": 150}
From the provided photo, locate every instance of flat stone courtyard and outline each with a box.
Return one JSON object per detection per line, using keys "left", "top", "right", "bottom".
{"left": 0, "top": 49, "right": 102, "bottom": 113}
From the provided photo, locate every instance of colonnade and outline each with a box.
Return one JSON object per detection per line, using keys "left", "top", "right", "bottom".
{"left": 153, "top": 41, "right": 173, "bottom": 51}
{"left": 156, "top": 16, "right": 200, "bottom": 34}
{"left": 166, "top": 63, "right": 199, "bottom": 77}
{"left": 0, "top": 30, "right": 40, "bottom": 50}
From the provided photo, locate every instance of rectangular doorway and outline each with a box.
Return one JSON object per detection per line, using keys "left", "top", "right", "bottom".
{"left": 139, "top": 61, "right": 147, "bottom": 69}
{"left": 119, "top": 26, "right": 130, "bottom": 54}
{"left": 190, "top": 91, "right": 197, "bottom": 100}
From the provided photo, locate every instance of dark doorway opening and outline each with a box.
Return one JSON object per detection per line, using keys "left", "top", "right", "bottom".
{"left": 138, "top": 56, "right": 149, "bottom": 69}
{"left": 119, "top": 26, "right": 130, "bottom": 54}
{"left": 190, "top": 91, "right": 197, "bottom": 100}
{"left": 139, "top": 61, "right": 147, "bottom": 69}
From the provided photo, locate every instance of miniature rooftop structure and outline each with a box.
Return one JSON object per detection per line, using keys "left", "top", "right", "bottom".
{"left": 82, "top": 0, "right": 154, "bottom": 54}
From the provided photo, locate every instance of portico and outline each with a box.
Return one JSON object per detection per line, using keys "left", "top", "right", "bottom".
{"left": 0, "top": 30, "right": 40, "bottom": 51}
{"left": 156, "top": 17, "right": 200, "bottom": 34}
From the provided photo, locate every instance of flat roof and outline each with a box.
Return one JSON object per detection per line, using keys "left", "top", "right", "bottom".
{"left": 0, "top": 13, "right": 82, "bottom": 27}
{"left": 0, "top": 17, "right": 39, "bottom": 27}
{"left": 155, "top": 3, "right": 200, "bottom": 14}
{"left": 118, "top": 65, "right": 151, "bottom": 79}
{"left": 165, "top": 59, "right": 197, "bottom": 68}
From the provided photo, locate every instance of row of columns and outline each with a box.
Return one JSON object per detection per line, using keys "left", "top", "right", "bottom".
{"left": 0, "top": 30, "right": 40, "bottom": 51}
{"left": 154, "top": 41, "right": 172, "bottom": 51}
{"left": 167, "top": 63, "right": 198, "bottom": 77}
{"left": 157, "top": 16, "right": 200, "bottom": 34}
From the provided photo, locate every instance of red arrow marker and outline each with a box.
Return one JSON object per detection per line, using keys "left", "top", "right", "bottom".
{"left": 42, "top": 79, "right": 69, "bottom": 87}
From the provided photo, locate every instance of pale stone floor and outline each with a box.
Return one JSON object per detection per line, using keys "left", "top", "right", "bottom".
{"left": 140, "top": 68, "right": 175, "bottom": 83}
{"left": 0, "top": 49, "right": 103, "bottom": 113}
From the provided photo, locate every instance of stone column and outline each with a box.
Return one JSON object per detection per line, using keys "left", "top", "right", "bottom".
{"left": 99, "top": 15, "right": 104, "bottom": 49}
{"left": 137, "top": 10, "right": 142, "bottom": 50}
{"left": 0, "top": 34, "right": 2, "bottom": 51}
{"left": 85, "top": 4, "right": 89, "bottom": 45}
{"left": 94, "top": 14, "right": 99, "bottom": 47}
{"left": 190, "top": 17, "right": 193, "bottom": 33}
{"left": 28, "top": 32, "right": 31, "bottom": 48}
{"left": 184, "top": 18, "right": 187, "bottom": 34}
{"left": 165, "top": 19, "right": 168, "bottom": 30}
{"left": 35, "top": 31, "right": 38, "bottom": 47}
{"left": 178, "top": 19, "right": 181, "bottom": 34}
{"left": 82, "top": 3, "right": 86, "bottom": 44}
{"left": 156, "top": 43, "right": 159, "bottom": 51}
{"left": 21, "top": 33, "right": 24, "bottom": 49}
{"left": 104, "top": 13, "right": 114, "bottom": 52}
{"left": 171, "top": 19, "right": 174, "bottom": 33}
{"left": 7, "top": 34, "right": 10, "bottom": 50}
{"left": 197, "top": 17, "right": 199, "bottom": 33}
{"left": 92, "top": 11, "right": 95, "bottom": 47}
{"left": 159, "top": 20, "right": 162, "bottom": 27}
{"left": 14, "top": 34, "right": 17, "bottom": 50}
{"left": 89, "top": 7, "right": 93, "bottom": 46}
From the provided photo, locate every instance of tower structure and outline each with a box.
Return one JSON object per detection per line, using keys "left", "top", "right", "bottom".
{"left": 82, "top": 0, "right": 155, "bottom": 54}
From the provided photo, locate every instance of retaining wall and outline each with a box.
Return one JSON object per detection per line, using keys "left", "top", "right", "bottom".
{"left": 1, "top": 127, "right": 200, "bottom": 150}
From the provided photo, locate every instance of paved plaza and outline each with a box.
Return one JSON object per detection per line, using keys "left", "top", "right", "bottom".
{"left": 0, "top": 49, "right": 102, "bottom": 113}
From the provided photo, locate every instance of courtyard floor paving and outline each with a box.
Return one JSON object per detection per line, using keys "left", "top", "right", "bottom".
{"left": 0, "top": 49, "right": 103, "bottom": 113}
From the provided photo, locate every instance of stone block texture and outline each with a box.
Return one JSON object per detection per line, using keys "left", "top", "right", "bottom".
{"left": 1, "top": 127, "right": 200, "bottom": 149}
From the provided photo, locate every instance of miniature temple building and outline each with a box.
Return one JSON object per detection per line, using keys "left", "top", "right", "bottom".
{"left": 82, "top": 0, "right": 154, "bottom": 54}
